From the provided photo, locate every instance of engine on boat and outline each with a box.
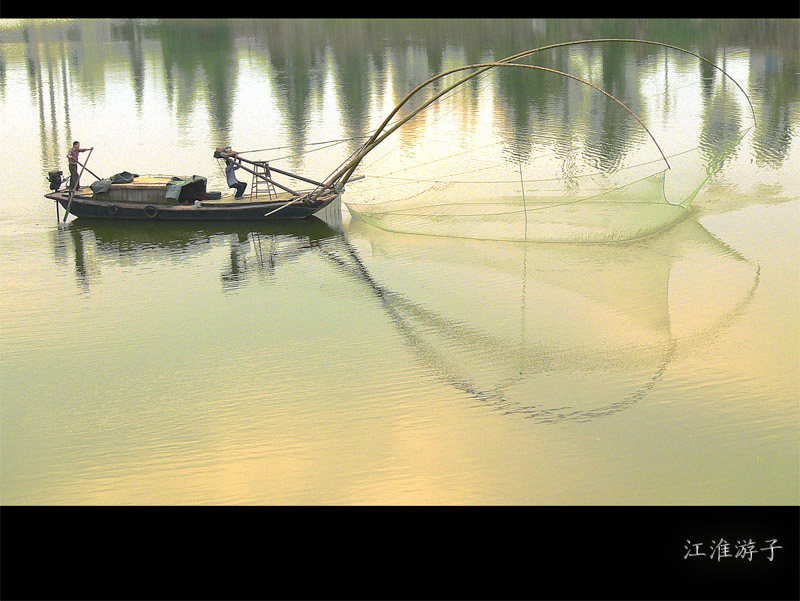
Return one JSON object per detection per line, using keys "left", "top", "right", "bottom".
{"left": 47, "top": 169, "right": 63, "bottom": 191}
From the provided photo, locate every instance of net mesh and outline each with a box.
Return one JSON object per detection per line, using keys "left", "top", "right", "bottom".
{"left": 340, "top": 46, "right": 740, "bottom": 242}
{"left": 345, "top": 143, "right": 710, "bottom": 242}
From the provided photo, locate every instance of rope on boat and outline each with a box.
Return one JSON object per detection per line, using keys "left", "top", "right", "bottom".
{"left": 233, "top": 135, "right": 372, "bottom": 157}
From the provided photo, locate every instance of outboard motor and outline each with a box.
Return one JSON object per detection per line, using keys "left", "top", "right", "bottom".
{"left": 47, "top": 169, "right": 63, "bottom": 191}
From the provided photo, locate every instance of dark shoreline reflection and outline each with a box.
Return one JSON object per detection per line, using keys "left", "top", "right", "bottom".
{"left": 52, "top": 206, "right": 761, "bottom": 426}
{"left": 7, "top": 19, "right": 797, "bottom": 190}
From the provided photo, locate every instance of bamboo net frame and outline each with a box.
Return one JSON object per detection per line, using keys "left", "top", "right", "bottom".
{"left": 319, "top": 38, "right": 756, "bottom": 192}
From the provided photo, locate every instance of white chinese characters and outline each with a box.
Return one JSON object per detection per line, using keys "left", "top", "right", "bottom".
{"left": 684, "top": 538, "right": 782, "bottom": 561}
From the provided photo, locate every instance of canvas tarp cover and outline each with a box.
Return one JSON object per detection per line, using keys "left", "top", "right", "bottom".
{"left": 89, "top": 171, "right": 138, "bottom": 194}
{"left": 165, "top": 175, "right": 207, "bottom": 200}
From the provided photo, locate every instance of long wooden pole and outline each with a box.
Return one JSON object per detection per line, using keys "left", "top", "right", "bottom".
{"left": 214, "top": 150, "right": 337, "bottom": 218}
{"left": 217, "top": 150, "right": 332, "bottom": 191}
{"left": 73, "top": 158, "right": 102, "bottom": 181}
{"left": 62, "top": 148, "right": 93, "bottom": 224}
{"left": 262, "top": 195, "right": 308, "bottom": 218}
{"left": 231, "top": 161, "right": 299, "bottom": 196}
{"left": 262, "top": 176, "right": 362, "bottom": 218}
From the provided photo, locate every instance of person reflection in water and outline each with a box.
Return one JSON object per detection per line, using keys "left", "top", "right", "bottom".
{"left": 67, "top": 141, "right": 92, "bottom": 190}
{"left": 225, "top": 156, "right": 248, "bottom": 200}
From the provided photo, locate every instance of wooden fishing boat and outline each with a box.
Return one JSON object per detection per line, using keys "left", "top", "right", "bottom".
{"left": 45, "top": 179, "right": 340, "bottom": 221}
{"left": 45, "top": 148, "right": 342, "bottom": 223}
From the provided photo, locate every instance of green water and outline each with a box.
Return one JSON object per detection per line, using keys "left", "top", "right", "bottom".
{"left": 0, "top": 19, "right": 797, "bottom": 504}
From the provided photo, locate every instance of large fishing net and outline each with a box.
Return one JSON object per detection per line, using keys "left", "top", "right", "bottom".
{"left": 340, "top": 41, "right": 753, "bottom": 242}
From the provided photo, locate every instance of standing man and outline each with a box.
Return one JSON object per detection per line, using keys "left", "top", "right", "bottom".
{"left": 225, "top": 156, "right": 248, "bottom": 199}
{"left": 67, "top": 141, "right": 92, "bottom": 190}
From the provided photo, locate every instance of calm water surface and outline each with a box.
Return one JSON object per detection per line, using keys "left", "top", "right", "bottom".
{"left": 1, "top": 19, "right": 798, "bottom": 504}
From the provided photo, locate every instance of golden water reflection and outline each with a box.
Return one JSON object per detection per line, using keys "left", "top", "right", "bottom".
{"left": 52, "top": 209, "right": 761, "bottom": 426}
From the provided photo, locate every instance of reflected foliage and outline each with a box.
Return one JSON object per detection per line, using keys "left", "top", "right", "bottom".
{"left": 3, "top": 19, "right": 797, "bottom": 176}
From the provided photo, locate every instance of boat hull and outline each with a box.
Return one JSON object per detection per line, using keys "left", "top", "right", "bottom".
{"left": 46, "top": 192, "right": 339, "bottom": 221}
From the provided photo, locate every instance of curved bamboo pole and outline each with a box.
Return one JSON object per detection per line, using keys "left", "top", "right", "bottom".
{"left": 328, "top": 62, "right": 669, "bottom": 188}
{"left": 324, "top": 38, "right": 756, "bottom": 190}
{"left": 501, "top": 38, "right": 756, "bottom": 124}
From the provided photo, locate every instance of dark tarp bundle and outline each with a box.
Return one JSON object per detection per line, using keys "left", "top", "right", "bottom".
{"left": 90, "top": 171, "right": 139, "bottom": 194}
{"left": 110, "top": 171, "right": 138, "bottom": 183}
{"left": 165, "top": 175, "right": 207, "bottom": 200}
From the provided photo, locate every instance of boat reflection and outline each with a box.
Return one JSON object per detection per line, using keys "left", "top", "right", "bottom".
{"left": 51, "top": 217, "right": 343, "bottom": 293}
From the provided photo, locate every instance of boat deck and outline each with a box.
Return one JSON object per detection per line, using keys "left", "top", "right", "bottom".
{"left": 62, "top": 185, "right": 302, "bottom": 205}
{"left": 204, "top": 190, "right": 299, "bottom": 204}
